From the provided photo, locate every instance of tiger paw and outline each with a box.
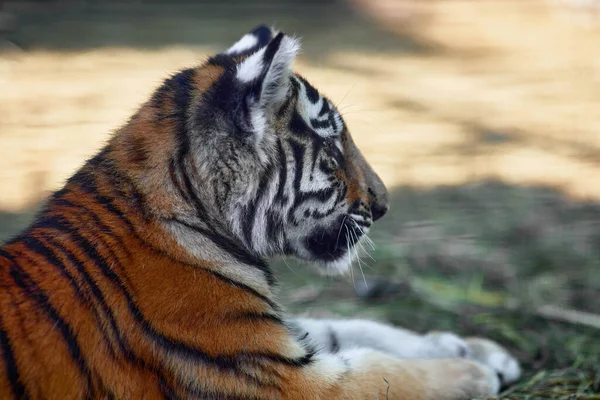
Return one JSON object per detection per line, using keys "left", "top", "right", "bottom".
{"left": 465, "top": 337, "right": 521, "bottom": 387}
{"left": 424, "top": 331, "right": 472, "bottom": 359}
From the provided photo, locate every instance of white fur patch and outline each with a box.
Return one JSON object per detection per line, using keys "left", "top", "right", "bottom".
{"left": 164, "top": 220, "right": 272, "bottom": 297}
{"left": 250, "top": 106, "right": 267, "bottom": 139}
{"left": 295, "top": 77, "right": 344, "bottom": 138}
{"left": 225, "top": 33, "right": 259, "bottom": 55}
{"left": 305, "top": 352, "right": 350, "bottom": 385}
{"left": 236, "top": 47, "right": 266, "bottom": 83}
{"left": 235, "top": 35, "right": 300, "bottom": 105}
{"left": 487, "top": 351, "right": 521, "bottom": 384}
{"left": 323, "top": 251, "right": 354, "bottom": 275}
{"left": 260, "top": 35, "right": 300, "bottom": 106}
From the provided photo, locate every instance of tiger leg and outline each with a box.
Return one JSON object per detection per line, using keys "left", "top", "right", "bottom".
{"left": 290, "top": 317, "right": 521, "bottom": 388}
{"left": 282, "top": 347, "right": 499, "bottom": 399}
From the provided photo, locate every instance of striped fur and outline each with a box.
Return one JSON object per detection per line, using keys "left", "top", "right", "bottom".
{"left": 0, "top": 26, "right": 505, "bottom": 399}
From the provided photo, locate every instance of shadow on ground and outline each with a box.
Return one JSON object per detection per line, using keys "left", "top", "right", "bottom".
{"left": 2, "top": 0, "right": 436, "bottom": 61}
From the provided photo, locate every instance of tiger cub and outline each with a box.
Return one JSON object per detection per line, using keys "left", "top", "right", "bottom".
{"left": 0, "top": 26, "right": 520, "bottom": 399}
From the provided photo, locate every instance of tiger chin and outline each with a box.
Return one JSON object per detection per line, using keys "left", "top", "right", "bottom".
{"left": 0, "top": 26, "right": 521, "bottom": 399}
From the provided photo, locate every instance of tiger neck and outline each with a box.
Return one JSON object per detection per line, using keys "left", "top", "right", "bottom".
{"left": 44, "top": 151, "right": 276, "bottom": 304}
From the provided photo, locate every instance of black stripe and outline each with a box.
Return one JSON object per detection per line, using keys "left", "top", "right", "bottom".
{"left": 34, "top": 220, "right": 134, "bottom": 357}
{"left": 309, "top": 139, "right": 324, "bottom": 178}
{"left": 51, "top": 197, "right": 135, "bottom": 262}
{"left": 169, "top": 159, "right": 194, "bottom": 206}
{"left": 309, "top": 204, "right": 339, "bottom": 220}
{"left": 0, "top": 255, "right": 29, "bottom": 400}
{"left": 251, "top": 33, "right": 285, "bottom": 102}
{"left": 328, "top": 109, "right": 339, "bottom": 133}
{"left": 242, "top": 164, "right": 275, "bottom": 247}
{"left": 169, "top": 218, "right": 274, "bottom": 286}
{"left": 296, "top": 76, "right": 320, "bottom": 104}
{"left": 228, "top": 312, "right": 284, "bottom": 325}
{"left": 293, "top": 188, "right": 336, "bottom": 208}
{"left": 158, "top": 375, "right": 182, "bottom": 400}
{"left": 225, "top": 25, "right": 273, "bottom": 58}
{"left": 288, "top": 112, "right": 312, "bottom": 137}
{"left": 197, "top": 266, "right": 279, "bottom": 312}
{"left": 286, "top": 139, "right": 305, "bottom": 225}
{"left": 9, "top": 262, "right": 96, "bottom": 397}
{"left": 58, "top": 178, "right": 276, "bottom": 318}
{"left": 158, "top": 68, "right": 195, "bottom": 157}
{"left": 38, "top": 204, "right": 222, "bottom": 395}
{"left": 328, "top": 327, "right": 340, "bottom": 353}
{"left": 207, "top": 53, "right": 237, "bottom": 68}
{"left": 178, "top": 162, "right": 210, "bottom": 219}
{"left": 0, "top": 248, "right": 15, "bottom": 263}
{"left": 274, "top": 139, "right": 288, "bottom": 204}
{"left": 288, "top": 139, "right": 305, "bottom": 195}
{"left": 16, "top": 190, "right": 281, "bottom": 394}
{"left": 66, "top": 170, "right": 160, "bottom": 257}
{"left": 36, "top": 214, "right": 303, "bottom": 372}
{"left": 30, "top": 233, "right": 182, "bottom": 398}
{"left": 67, "top": 172, "right": 137, "bottom": 234}
{"left": 275, "top": 78, "right": 296, "bottom": 119}
{"left": 309, "top": 117, "right": 331, "bottom": 130}
{"left": 21, "top": 234, "right": 119, "bottom": 360}
{"left": 265, "top": 211, "right": 283, "bottom": 247}
{"left": 318, "top": 99, "right": 331, "bottom": 117}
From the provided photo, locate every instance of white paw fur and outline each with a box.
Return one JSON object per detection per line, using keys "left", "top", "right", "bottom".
{"left": 466, "top": 337, "right": 522, "bottom": 386}
{"left": 424, "top": 331, "right": 472, "bottom": 359}
{"left": 424, "top": 332, "right": 521, "bottom": 393}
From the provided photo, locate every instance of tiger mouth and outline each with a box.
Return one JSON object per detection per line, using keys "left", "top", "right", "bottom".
{"left": 305, "top": 214, "right": 369, "bottom": 262}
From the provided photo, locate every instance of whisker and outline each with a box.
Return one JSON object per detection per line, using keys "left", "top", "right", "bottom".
{"left": 363, "top": 236, "right": 375, "bottom": 251}
{"left": 354, "top": 222, "right": 376, "bottom": 251}
{"left": 282, "top": 257, "right": 299, "bottom": 276}
{"left": 335, "top": 82, "right": 358, "bottom": 110}
{"left": 349, "top": 220, "right": 376, "bottom": 270}
{"left": 357, "top": 237, "right": 376, "bottom": 262}
{"left": 335, "top": 215, "right": 348, "bottom": 249}
{"left": 345, "top": 222, "right": 367, "bottom": 286}
{"left": 337, "top": 100, "right": 365, "bottom": 113}
{"left": 353, "top": 233, "right": 368, "bottom": 288}
{"left": 345, "top": 226, "right": 356, "bottom": 288}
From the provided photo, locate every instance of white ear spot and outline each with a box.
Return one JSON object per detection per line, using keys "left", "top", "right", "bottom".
{"left": 225, "top": 33, "right": 259, "bottom": 55}
{"left": 236, "top": 47, "right": 266, "bottom": 83}
{"left": 235, "top": 35, "right": 301, "bottom": 105}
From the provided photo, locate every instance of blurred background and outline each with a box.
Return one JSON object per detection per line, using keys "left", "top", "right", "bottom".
{"left": 1, "top": 0, "right": 600, "bottom": 398}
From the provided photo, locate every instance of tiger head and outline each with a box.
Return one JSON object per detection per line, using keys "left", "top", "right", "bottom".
{"left": 116, "top": 25, "right": 388, "bottom": 275}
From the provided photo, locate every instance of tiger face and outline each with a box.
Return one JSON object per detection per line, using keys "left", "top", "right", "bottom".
{"left": 132, "top": 26, "right": 388, "bottom": 275}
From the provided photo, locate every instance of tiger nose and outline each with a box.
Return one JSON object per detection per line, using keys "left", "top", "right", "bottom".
{"left": 370, "top": 201, "right": 389, "bottom": 222}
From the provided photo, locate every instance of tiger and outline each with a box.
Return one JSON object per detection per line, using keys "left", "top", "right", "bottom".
{"left": 0, "top": 25, "right": 521, "bottom": 399}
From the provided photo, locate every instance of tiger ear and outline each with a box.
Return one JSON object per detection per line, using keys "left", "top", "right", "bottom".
{"left": 224, "top": 25, "right": 276, "bottom": 57}
{"left": 235, "top": 32, "right": 300, "bottom": 110}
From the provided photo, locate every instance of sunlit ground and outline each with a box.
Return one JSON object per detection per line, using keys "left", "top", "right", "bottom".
{"left": 1, "top": 1, "right": 600, "bottom": 398}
